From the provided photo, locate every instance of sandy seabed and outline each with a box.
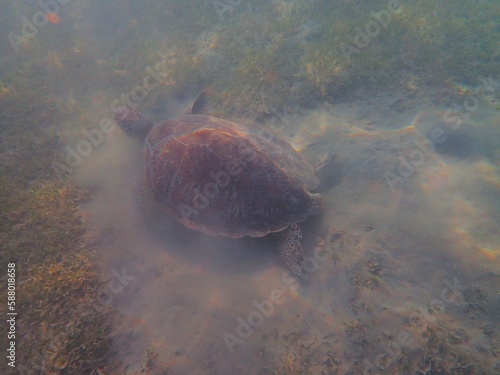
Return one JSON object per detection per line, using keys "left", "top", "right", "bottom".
{"left": 76, "top": 90, "right": 499, "bottom": 374}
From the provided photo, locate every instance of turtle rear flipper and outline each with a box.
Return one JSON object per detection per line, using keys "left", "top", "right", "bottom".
{"left": 311, "top": 150, "right": 344, "bottom": 193}
{"left": 180, "top": 90, "right": 208, "bottom": 116}
{"left": 311, "top": 150, "right": 335, "bottom": 173}
{"left": 277, "top": 223, "right": 305, "bottom": 275}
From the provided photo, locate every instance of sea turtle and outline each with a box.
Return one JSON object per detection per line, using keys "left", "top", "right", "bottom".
{"left": 113, "top": 93, "right": 325, "bottom": 275}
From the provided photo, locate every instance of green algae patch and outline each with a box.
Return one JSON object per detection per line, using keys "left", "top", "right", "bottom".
{"left": 0, "top": 178, "right": 112, "bottom": 374}
{"left": 0, "top": 179, "right": 112, "bottom": 375}
{"left": 0, "top": 68, "right": 111, "bottom": 374}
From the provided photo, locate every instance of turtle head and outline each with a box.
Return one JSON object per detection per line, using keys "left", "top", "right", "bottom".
{"left": 114, "top": 106, "right": 154, "bottom": 140}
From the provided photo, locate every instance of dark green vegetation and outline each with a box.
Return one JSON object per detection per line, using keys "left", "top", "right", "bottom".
{"left": 79, "top": 0, "right": 498, "bottom": 116}
{"left": 0, "top": 0, "right": 498, "bottom": 373}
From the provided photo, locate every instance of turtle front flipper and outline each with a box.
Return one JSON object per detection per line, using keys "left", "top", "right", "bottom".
{"left": 277, "top": 223, "right": 305, "bottom": 275}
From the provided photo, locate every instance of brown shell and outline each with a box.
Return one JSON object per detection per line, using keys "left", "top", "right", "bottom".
{"left": 143, "top": 114, "right": 322, "bottom": 238}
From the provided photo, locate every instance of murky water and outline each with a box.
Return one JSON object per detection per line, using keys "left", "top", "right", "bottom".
{"left": 1, "top": 0, "right": 499, "bottom": 374}
{"left": 78, "top": 93, "right": 499, "bottom": 374}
